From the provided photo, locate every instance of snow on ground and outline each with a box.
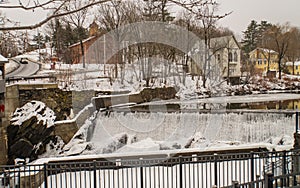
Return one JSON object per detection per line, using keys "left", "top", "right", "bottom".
{"left": 15, "top": 47, "right": 53, "bottom": 63}
{"left": 8, "top": 50, "right": 300, "bottom": 163}
{"left": 11, "top": 100, "right": 56, "bottom": 128}
{"left": 11, "top": 47, "right": 300, "bottom": 101}
{"left": 38, "top": 136, "right": 65, "bottom": 158}
{"left": 38, "top": 61, "right": 300, "bottom": 101}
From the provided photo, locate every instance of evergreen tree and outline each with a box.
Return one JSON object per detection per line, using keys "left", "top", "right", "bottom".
{"left": 242, "top": 20, "right": 260, "bottom": 54}
{"left": 52, "top": 19, "right": 65, "bottom": 56}
{"left": 51, "top": 20, "right": 88, "bottom": 63}
{"left": 143, "top": 0, "right": 174, "bottom": 22}
{"left": 242, "top": 20, "right": 273, "bottom": 54}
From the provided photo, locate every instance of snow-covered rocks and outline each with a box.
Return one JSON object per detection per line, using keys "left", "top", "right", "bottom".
{"left": 7, "top": 101, "right": 63, "bottom": 164}
{"left": 11, "top": 100, "right": 56, "bottom": 128}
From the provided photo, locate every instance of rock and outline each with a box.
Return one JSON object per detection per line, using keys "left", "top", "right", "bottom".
{"left": 140, "top": 87, "right": 177, "bottom": 102}
{"left": 9, "top": 139, "right": 33, "bottom": 162}
{"left": 7, "top": 101, "right": 63, "bottom": 164}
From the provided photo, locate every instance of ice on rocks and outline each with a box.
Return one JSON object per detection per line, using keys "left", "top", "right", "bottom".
{"left": 11, "top": 100, "right": 56, "bottom": 128}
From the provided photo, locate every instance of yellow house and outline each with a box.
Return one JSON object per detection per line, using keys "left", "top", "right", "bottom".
{"left": 249, "top": 48, "right": 279, "bottom": 75}
{"left": 286, "top": 61, "right": 300, "bottom": 75}
{"left": 286, "top": 100, "right": 300, "bottom": 110}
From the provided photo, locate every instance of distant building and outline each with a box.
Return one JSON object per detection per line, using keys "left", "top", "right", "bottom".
{"left": 189, "top": 35, "right": 242, "bottom": 83}
{"left": 286, "top": 61, "right": 300, "bottom": 75}
{"left": 68, "top": 21, "right": 101, "bottom": 65}
{"left": 211, "top": 35, "right": 242, "bottom": 79}
{"left": 69, "top": 21, "right": 122, "bottom": 66}
{"left": 69, "top": 36, "right": 99, "bottom": 65}
{"left": 249, "top": 48, "right": 279, "bottom": 75}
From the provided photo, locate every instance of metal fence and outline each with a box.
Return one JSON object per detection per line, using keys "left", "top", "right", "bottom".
{"left": 1, "top": 150, "right": 300, "bottom": 188}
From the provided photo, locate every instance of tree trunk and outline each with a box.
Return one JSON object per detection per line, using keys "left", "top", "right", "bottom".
{"left": 293, "top": 61, "right": 295, "bottom": 75}
{"left": 80, "top": 40, "right": 85, "bottom": 68}
{"left": 278, "top": 59, "right": 282, "bottom": 79}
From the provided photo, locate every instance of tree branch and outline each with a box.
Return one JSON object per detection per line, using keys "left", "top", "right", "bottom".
{"left": 0, "top": 0, "right": 111, "bottom": 31}
{"left": 0, "top": 0, "right": 58, "bottom": 10}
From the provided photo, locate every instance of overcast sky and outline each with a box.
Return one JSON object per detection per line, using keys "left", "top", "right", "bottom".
{"left": 217, "top": 0, "right": 300, "bottom": 37}
{"left": 2, "top": 0, "right": 300, "bottom": 38}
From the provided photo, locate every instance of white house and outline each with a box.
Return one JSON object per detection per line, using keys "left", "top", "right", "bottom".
{"left": 189, "top": 35, "right": 241, "bottom": 83}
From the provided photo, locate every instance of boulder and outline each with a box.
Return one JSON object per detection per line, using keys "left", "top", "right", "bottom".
{"left": 7, "top": 101, "right": 63, "bottom": 164}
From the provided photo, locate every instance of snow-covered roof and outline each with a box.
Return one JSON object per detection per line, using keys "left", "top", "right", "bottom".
{"left": 286, "top": 61, "right": 300, "bottom": 66}
{"left": 210, "top": 35, "right": 240, "bottom": 49}
{"left": 0, "top": 54, "right": 8, "bottom": 63}
{"left": 250, "top": 48, "right": 278, "bottom": 55}
{"left": 69, "top": 36, "right": 97, "bottom": 48}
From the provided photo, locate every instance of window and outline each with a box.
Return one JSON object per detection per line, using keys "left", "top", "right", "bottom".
{"left": 228, "top": 52, "right": 233, "bottom": 62}
{"left": 296, "top": 66, "right": 298, "bottom": 70}
{"left": 217, "top": 54, "right": 221, "bottom": 63}
{"left": 264, "top": 60, "right": 267, "bottom": 65}
{"left": 257, "top": 59, "right": 262, "bottom": 65}
{"left": 234, "top": 52, "right": 238, "bottom": 62}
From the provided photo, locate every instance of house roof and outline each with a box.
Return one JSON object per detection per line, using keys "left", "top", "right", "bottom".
{"left": 250, "top": 47, "right": 278, "bottom": 55}
{"left": 210, "top": 35, "right": 241, "bottom": 49}
{"left": 0, "top": 54, "right": 8, "bottom": 63}
{"left": 69, "top": 36, "right": 97, "bottom": 48}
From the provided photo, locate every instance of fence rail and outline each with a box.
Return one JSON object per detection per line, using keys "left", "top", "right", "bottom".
{"left": 1, "top": 149, "right": 300, "bottom": 188}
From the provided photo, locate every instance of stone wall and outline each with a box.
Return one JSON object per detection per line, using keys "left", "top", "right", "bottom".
{"left": 18, "top": 88, "right": 72, "bottom": 121}
{"left": 0, "top": 91, "right": 7, "bottom": 165}
{"left": 2, "top": 85, "right": 177, "bottom": 164}
{"left": 6, "top": 84, "right": 96, "bottom": 121}
{"left": 54, "top": 121, "right": 79, "bottom": 143}
{"left": 0, "top": 127, "right": 7, "bottom": 165}
{"left": 93, "top": 87, "right": 177, "bottom": 110}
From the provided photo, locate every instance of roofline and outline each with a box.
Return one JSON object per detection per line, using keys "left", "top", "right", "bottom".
{"left": 210, "top": 35, "right": 241, "bottom": 49}
{"left": 69, "top": 36, "right": 97, "bottom": 48}
{"left": 249, "top": 47, "right": 278, "bottom": 54}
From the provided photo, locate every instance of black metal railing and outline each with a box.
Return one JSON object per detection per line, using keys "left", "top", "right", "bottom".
{"left": 1, "top": 150, "right": 300, "bottom": 188}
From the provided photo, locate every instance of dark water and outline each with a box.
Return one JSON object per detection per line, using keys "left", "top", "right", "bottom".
{"left": 125, "top": 98, "right": 300, "bottom": 112}
{"left": 227, "top": 99, "right": 299, "bottom": 110}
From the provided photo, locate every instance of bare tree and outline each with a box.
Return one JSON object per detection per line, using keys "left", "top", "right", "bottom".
{"left": 262, "top": 24, "right": 293, "bottom": 79}
{"left": 0, "top": 0, "right": 222, "bottom": 31}
{"left": 62, "top": 0, "right": 89, "bottom": 68}
{"left": 0, "top": 0, "right": 112, "bottom": 31}
{"left": 97, "top": 0, "right": 142, "bottom": 79}
{"left": 285, "top": 28, "right": 300, "bottom": 74}
{"left": 195, "top": 0, "right": 231, "bottom": 87}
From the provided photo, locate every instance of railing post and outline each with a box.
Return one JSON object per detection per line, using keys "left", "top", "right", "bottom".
{"left": 140, "top": 158, "right": 144, "bottom": 188}
{"left": 250, "top": 151, "right": 254, "bottom": 182}
{"left": 264, "top": 173, "right": 273, "bottom": 188}
{"left": 296, "top": 111, "right": 299, "bottom": 132}
{"left": 179, "top": 156, "right": 183, "bottom": 188}
{"left": 232, "top": 180, "right": 239, "bottom": 188}
{"left": 256, "top": 175, "right": 261, "bottom": 188}
{"left": 93, "top": 160, "right": 97, "bottom": 188}
{"left": 282, "top": 151, "right": 287, "bottom": 186}
{"left": 214, "top": 153, "right": 218, "bottom": 187}
{"left": 43, "top": 163, "right": 48, "bottom": 188}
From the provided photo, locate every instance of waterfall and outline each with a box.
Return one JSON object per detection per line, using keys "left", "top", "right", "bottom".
{"left": 90, "top": 112, "right": 295, "bottom": 146}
